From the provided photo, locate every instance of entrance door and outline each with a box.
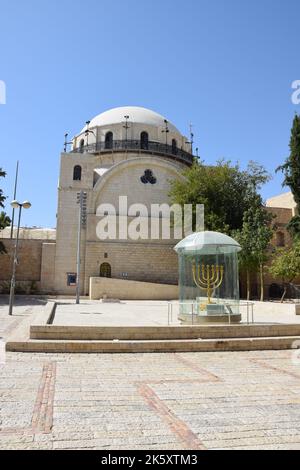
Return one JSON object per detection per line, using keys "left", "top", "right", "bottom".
{"left": 100, "top": 263, "right": 112, "bottom": 278}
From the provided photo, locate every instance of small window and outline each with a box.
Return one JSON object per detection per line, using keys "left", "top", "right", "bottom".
{"left": 276, "top": 231, "right": 285, "bottom": 247}
{"left": 100, "top": 263, "right": 111, "bottom": 278}
{"left": 172, "top": 139, "right": 177, "bottom": 155}
{"left": 79, "top": 139, "right": 84, "bottom": 153}
{"left": 73, "top": 165, "right": 82, "bottom": 181}
{"left": 105, "top": 132, "right": 113, "bottom": 149}
{"left": 67, "top": 273, "right": 77, "bottom": 286}
{"left": 141, "top": 131, "right": 149, "bottom": 150}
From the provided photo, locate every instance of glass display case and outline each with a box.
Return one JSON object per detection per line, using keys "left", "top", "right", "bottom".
{"left": 174, "top": 231, "right": 242, "bottom": 324}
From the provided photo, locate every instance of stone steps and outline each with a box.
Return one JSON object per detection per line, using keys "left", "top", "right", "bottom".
{"left": 6, "top": 335, "right": 300, "bottom": 353}
{"left": 30, "top": 324, "right": 300, "bottom": 341}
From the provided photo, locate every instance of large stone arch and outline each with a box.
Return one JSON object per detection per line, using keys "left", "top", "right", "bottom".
{"left": 93, "top": 156, "right": 185, "bottom": 213}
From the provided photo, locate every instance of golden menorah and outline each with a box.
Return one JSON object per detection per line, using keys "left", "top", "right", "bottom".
{"left": 192, "top": 263, "right": 224, "bottom": 304}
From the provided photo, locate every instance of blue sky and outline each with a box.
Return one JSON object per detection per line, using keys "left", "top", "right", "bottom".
{"left": 0, "top": 0, "right": 299, "bottom": 228}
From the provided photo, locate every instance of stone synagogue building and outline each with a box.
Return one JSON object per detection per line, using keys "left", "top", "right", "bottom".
{"left": 0, "top": 106, "right": 296, "bottom": 299}
{"left": 1, "top": 107, "right": 193, "bottom": 297}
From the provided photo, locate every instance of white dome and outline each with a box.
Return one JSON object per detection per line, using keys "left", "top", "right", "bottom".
{"left": 82, "top": 106, "right": 180, "bottom": 134}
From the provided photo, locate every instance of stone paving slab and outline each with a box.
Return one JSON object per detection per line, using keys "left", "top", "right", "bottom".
{"left": 1, "top": 299, "right": 300, "bottom": 450}
{"left": 0, "top": 349, "right": 299, "bottom": 450}
{"left": 53, "top": 299, "right": 300, "bottom": 327}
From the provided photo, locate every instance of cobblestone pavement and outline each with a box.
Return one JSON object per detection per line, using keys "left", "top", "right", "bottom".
{"left": 1, "top": 299, "right": 300, "bottom": 450}
{"left": 0, "top": 296, "right": 47, "bottom": 341}
{"left": 1, "top": 349, "right": 300, "bottom": 450}
{"left": 53, "top": 299, "right": 300, "bottom": 327}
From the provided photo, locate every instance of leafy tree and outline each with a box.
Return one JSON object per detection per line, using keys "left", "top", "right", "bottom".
{"left": 269, "top": 241, "right": 300, "bottom": 302}
{"left": 234, "top": 206, "right": 275, "bottom": 301}
{"left": 277, "top": 114, "right": 300, "bottom": 238}
{"left": 0, "top": 169, "right": 11, "bottom": 253}
{"left": 169, "top": 159, "right": 270, "bottom": 233}
{"left": 232, "top": 228, "right": 258, "bottom": 301}
{"left": 246, "top": 206, "right": 275, "bottom": 301}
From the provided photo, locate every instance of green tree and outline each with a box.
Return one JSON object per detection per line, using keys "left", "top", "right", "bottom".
{"left": 0, "top": 168, "right": 11, "bottom": 253}
{"left": 246, "top": 206, "right": 275, "bottom": 301}
{"left": 234, "top": 206, "right": 275, "bottom": 301}
{"left": 269, "top": 241, "right": 300, "bottom": 302}
{"left": 169, "top": 159, "right": 270, "bottom": 233}
{"left": 232, "top": 228, "right": 258, "bottom": 301}
{"left": 277, "top": 114, "right": 300, "bottom": 238}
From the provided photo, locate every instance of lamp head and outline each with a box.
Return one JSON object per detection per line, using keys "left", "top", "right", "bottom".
{"left": 10, "top": 200, "right": 20, "bottom": 209}
{"left": 22, "top": 201, "right": 31, "bottom": 209}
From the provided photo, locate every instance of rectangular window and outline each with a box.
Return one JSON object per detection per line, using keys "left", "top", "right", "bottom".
{"left": 67, "top": 273, "right": 77, "bottom": 286}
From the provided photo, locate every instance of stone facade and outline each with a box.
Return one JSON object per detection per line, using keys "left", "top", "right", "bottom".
{"left": 53, "top": 107, "right": 190, "bottom": 295}
{"left": 89, "top": 277, "right": 179, "bottom": 301}
{"left": 1, "top": 106, "right": 298, "bottom": 300}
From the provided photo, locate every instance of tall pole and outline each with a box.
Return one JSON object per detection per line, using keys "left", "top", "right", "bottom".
{"left": 76, "top": 191, "right": 83, "bottom": 305}
{"left": 189, "top": 123, "right": 194, "bottom": 155}
{"left": 162, "top": 120, "right": 169, "bottom": 154}
{"left": 123, "top": 115, "right": 130, "bottom": 148}
{"left": 85, "top": 121, "right": 91, "bottom": 148}
{"left": 9, "top": 205, "right": 22, "bottom": 315}
{"left": 10, "top": 161, "right": 19, "bottom": 239}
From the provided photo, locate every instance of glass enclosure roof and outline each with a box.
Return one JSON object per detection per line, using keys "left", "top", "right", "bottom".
{"left": 174, "top": 231, "right": 241, "bottom": 255}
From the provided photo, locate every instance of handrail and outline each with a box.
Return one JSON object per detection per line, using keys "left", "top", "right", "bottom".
{"left": 70, "top": 140, "right": 194, "bottom": 165}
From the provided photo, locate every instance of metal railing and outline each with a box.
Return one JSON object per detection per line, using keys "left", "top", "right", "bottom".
{"left": 71, "top": 140, "right": 194, "bottom": 165}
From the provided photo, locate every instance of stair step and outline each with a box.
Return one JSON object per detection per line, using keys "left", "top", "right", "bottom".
{"left": 30, "top": 324, "right": 300, "bottom": 341}
{"left": 6, "top": 335, "right": 300, "bottom": 353}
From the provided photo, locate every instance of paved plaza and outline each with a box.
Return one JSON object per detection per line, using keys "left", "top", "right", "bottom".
{"left": 52, "top": 299, "right": 300, "bottom": 327}
{"left": 1, "top": 299, "right": 300, "bottom": 450}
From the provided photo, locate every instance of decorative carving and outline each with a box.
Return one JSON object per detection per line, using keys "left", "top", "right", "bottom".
{"left": 141, "top": 169, "right": 157, "bottom": 185}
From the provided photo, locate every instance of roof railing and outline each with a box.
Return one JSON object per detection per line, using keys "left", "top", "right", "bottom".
{"left": 70, "top": 139, "right": 194, "bottom": 165}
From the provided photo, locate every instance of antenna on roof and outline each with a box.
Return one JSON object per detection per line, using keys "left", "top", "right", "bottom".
{"left": 186, "top": 123, "right": 194, "bottom": 155}
{"left": 123, "top": 115, "right": 130, "bottom": 148}
{"left": 85, "top": 120, "right": 95, "bottom": 149}
{"left": 64, "top": 133, "right": 73, "bottom": 153}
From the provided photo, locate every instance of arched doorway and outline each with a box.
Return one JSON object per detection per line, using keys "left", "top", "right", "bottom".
{"left": 140, "top": 131, "right": 149, "bottom": 150}
{"left": 100, "top": 262, "right": 112, "bottom": 278}
{"left": 105, "top": 132, "right": 113, "bottom": 149}
{"left": 172, "top": 139, "right": 177, "bottom": 155}
{"left": 73, "top": 165, "right": 82, "bottom": 181}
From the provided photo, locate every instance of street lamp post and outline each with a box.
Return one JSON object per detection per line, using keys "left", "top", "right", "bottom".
{"left": 8, "top": 200, "right": 31, "bottom": 316}
{"left": 76, "top": 191, "right": 87, "bottom": 304}
{"left": 10, "top": 161, "right": 19, "bottom": 239}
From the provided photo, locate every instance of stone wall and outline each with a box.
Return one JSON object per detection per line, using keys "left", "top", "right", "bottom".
{"left": 0, "top": 239, "right": 56, "bottom": 293}
{"left": 90, "top": 277, "right": 179, "bottom": 301}
{"left": 40, "top": 243, "right": 56, "bottom": 292}
{"left": 84, "top": 241, "right": 178, "bottom": 295}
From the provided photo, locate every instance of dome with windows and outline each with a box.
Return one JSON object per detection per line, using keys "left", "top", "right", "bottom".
{"left": 81, "top": 106, "right": 180, "bottom": 134}
{"left": 72, "top": 105, "right": 193, "bottom": 164}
